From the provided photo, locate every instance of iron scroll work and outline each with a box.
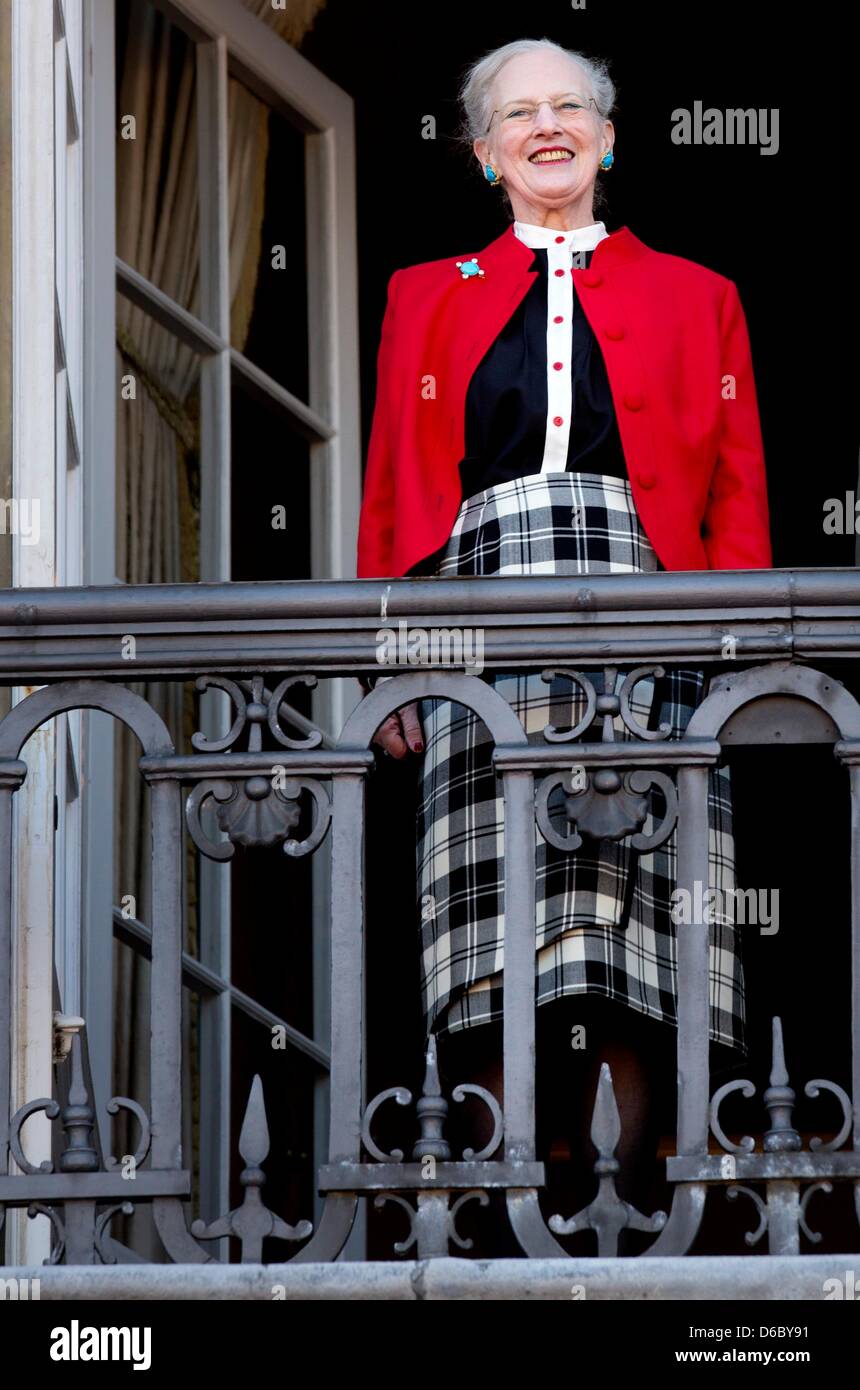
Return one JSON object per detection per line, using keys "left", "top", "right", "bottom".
{"left": 0, "top": 659, "right": 858, "bottom": 1263}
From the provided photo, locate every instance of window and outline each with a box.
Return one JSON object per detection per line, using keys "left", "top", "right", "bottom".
{"left": 108, "top": 0, "right": 360, "bottom": 1251}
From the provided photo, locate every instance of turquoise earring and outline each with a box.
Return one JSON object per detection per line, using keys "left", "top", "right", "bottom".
{"left": 484, "top": 163, "right": 502, "bottom": 185}
{"left": 599, "top": 150, "right": 615, "bottom": 171}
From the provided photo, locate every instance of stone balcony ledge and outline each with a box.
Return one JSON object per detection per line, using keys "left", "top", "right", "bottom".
{"left": 3, "top": 1254, "right": 858, "bottom": 1301}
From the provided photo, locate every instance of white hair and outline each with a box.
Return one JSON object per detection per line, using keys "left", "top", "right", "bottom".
{"left": 455, "top": 39, "right": 616, "bottom": 211}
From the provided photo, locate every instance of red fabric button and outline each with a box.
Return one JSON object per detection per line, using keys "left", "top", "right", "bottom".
{"left": 553, "top": 315, "right": 564, "bottom": 323}
{"left": 554, "top": 268, "right": 565, "bottom": 277}
{"left": 605, "top": 324, "right": 625, "bottom": 340}
{"left": 553, "top": 361, "right": 563, "bottom": 371}
{"left": 555, "top": 235, "right": 565, "bottom": 243}
{"left": 553, "top": 416, "right": 564, "bottom": 427}
{"left": 638, "top": 471, "right": 656, "bottom": 489}
{"left": 581, "top": 271, "right": 602, "bottom": 288}
{"left": 623, "top": 392, "right": 644, "bottom": 411}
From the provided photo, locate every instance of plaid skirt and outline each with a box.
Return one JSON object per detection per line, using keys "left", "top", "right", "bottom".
{"left": 415, "top": 472, "right": 746, "bottom": 1059}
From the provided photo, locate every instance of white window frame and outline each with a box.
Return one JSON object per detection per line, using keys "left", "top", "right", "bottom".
{"left": 9, "top": 0, "right": 361, "bottom": 1267}
{"left": 9, "top": 0, "right": 87, "bottom": 1267}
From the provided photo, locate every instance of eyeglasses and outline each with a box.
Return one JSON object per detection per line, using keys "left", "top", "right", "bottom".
{"left": 486, "top": 93, "right": 599, "bottom": 133}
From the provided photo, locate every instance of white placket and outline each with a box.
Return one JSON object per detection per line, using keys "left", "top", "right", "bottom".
{"left": 512, "top": 221, "right": 610, "bottom": 475}
{"left": 541, "top": 238, "right": 575, "bottom": 473}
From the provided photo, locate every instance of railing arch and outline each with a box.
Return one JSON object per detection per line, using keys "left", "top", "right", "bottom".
{"left": 0, "top": 680, "right": 212, "bottom": 1264}
{"left": 650, "top": 660, "right": 860, "bottom": 1255}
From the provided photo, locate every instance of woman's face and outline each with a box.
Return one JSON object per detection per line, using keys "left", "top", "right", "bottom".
{"left": 474, "top": 52, "right": 613, "bottom": 222}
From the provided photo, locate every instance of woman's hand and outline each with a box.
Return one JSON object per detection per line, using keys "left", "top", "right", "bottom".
{"left": 357, "top": 677, "right": 424, "bottom": 758}
{"left": 372, "top": 701, "right": 424, "bottom": 759}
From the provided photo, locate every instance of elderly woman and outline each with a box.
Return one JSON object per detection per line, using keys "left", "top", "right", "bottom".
{"left": 357, "top": 38, "right": 771, "bottom": 1252}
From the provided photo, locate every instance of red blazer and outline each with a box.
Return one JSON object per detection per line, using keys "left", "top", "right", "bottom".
{"left": 356, "top": 223, "right": 772, "bottom": 578}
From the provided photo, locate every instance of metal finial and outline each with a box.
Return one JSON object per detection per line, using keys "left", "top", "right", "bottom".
{"left": 58, "top": 1032, "right": 99, "bottom": 1173}
{"left": 550, "top": 1062, "right": 666, "bottom": 1255}
{"left": 763, "top": 1016, "right": 801, "bottom": 1152}
{"left": 412, "top": 1034, "right": 451, "bottom": 1162}
{"left": 191, "top": 1075, "right": 312, "bottom": 1261}
{"left": 590, "top": 1061, "right": 621, "bottom": 1176}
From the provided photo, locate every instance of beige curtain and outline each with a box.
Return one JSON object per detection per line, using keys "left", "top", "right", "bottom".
{"left": 113, "top": 0, "right": 272, "bottom": 1254}
{"left": 240, "top": 0, "right": 327, "bottom": 46}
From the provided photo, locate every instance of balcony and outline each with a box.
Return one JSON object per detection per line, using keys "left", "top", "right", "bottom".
{"left": 1, "top": 569, "right": 859, "bottom": 1299}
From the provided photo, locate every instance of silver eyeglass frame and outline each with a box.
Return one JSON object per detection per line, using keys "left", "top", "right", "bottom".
{"left": 485, "top": 93, "right": 601, "bottom": 134}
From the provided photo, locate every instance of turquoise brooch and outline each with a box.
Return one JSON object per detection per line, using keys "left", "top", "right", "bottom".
{"left": 455, "top": 257, "right": 485, "bottom": 280}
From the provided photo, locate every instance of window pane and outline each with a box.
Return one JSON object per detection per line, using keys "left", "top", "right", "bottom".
{"left": 116, "top": 0, "right": 200, "bottom": 314}
{"left": 228, "top": 82, "right": 309, "bottom": 401}
{"left": 115, "top": 301, "right": 202, "bottom": 585}
{"left": 231, "top": 373, "right": 310, "bottom": 581}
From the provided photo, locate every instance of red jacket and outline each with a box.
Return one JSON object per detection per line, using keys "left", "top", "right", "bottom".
{"left": 356, "top": 223, "right": 772, "bottom": 578}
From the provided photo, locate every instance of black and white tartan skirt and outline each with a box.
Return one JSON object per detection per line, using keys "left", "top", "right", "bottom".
{"left": 415, "top": 472, "right": 746, "bottom": 1059}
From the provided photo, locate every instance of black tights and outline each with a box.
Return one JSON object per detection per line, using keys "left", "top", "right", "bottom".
{"left": 435, "top": 994, "right": 673, "bottom": 1257}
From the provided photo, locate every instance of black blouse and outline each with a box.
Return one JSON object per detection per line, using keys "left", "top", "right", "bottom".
{"left": 457, "top": 245, "right": 628, "bottom": 502}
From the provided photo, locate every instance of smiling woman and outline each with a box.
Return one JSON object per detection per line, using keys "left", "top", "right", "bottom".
{"left": 468, "top": 43, "right": 616, "bottom": 221}
{"left": 356, "top": 35, "right": 772, "bottom": 1255}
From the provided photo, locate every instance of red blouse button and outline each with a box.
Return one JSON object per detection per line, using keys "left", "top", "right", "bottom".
{"left": 553, "top": 416, "right": 564, "bottom": 427}
{"left": 605, "top": 324, "right": 625, "bottom": 341}
{"left": 553, "top": 315, "right": 564, "bottom": 323}
{"left": 553, "top": 361, "right": 563, "bottom": 371}
{"left": 554, "top": 268, "right": 565, "bottom": 277}
{"left": 581, "top": 271, "right": 602, "bottom": 288}
{"left": 623, "top": 392, "right": 644, "bottom": 411}
{"left": 555, "top": 235, "right": 565, "bottom": 243}
{"left": 638, "top": 471, "right": 656, "bottom": 489}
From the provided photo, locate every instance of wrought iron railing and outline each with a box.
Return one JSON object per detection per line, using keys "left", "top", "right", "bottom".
{"left": 1, "top": 570, "right": 859, "bottom": 1264}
